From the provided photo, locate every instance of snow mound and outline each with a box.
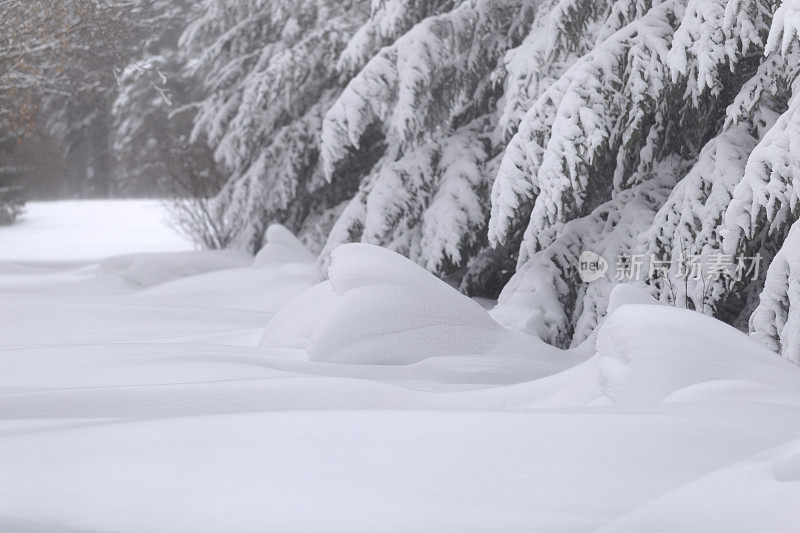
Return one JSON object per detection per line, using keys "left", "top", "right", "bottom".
{"left": 97, "top": 250, "right": 253, "bottom": 288}
{"left": 260, "top": 281, "right": 339, "bottom": 349}
{"left": 253, "top": 224, "right": 314, "bottom": 267}
{"left": 488, "top": 266, "right": 565, "bottom": 340}
{"left": 596, "top": 305, "right": 800, "bottom": 406}
{"left": 606, "top": 283, "right": 659, "bottom": 312}
{"left": 263, "top": 244, "right": 570, "bottom": 365}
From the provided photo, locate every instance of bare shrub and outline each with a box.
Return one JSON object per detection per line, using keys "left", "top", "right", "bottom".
{"left": 161, "top": 139, "right": 238, "bottom": 250}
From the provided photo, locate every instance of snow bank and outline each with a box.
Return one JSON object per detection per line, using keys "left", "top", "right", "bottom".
{"left": 264, "top": 243, "right": 577, "bottom": 366}
{"left": 596, "top": 304, "right": 800, "bottom": 406}
{"left": 123, "top": 226, "right": 315, "bottom": 316}
{"left": 252, "top": 224, "right": 314, "bottom": 267}
{"left": 488, "top": 261, "right": 566, "bottom": 340}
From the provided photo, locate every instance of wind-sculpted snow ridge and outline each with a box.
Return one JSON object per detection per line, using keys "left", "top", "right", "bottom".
{"left": 597, "top": 302, "right": 800, "bottom": 406}
{"left": 99, "top": 249, "right": 253, "bottom": 288}
{"left": 264, "top": 243, "right": 585, "bottom": 368}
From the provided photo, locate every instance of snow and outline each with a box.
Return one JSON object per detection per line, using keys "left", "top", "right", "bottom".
{"left": 751, "top": 218, "right": 800, "bottom": 364}
{"left": 265, "top": 243, "right": 584, "bottom": 367}
{"left": 252, "top": 224, "right": 314, "bottom": 267}
{"left": 606, "top": 283, "right": 659, "bottom": 312}
{"left": 597, "top": 303, "right": 800, "bottom": 406}
{"left": 99, "top": 250, "right": 253, "bottom": 288}
{"left": 1, "top": 201, "right": 799, "bottom": 531}
{"left": 0, "top": 200, "right": 194, "bottom": 261}
{"left": 767, "top": 0, "right": 800, "bottom": 56}
{"left": 595, "top": 436, "right": 800, "bottom": 532}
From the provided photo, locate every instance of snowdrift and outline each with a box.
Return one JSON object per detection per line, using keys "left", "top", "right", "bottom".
{"left": 134, "top": 227, "right": 315, "bottom": 316}
{"left": 98, "top": 249, "right": 252, "bottom": 287}
{"left": 597, "top": 304, "right": 800, "bottom": 406}
{"left": 252, "top": 224, "right": 314, "bottom": 267}
{"left": 263, "top": 243, "right": 579, "bottom": 366}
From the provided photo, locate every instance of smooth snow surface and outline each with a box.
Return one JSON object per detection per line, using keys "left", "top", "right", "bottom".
{"left": 1, "top": 202, "right": 799, "bottom": 531}
{"left": 0, "top": 200, "right": 193, "bottom": 261}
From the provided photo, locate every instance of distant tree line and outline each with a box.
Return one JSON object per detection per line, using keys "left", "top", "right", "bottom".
{"left": 0, "top": 0, "right": 200, "bottom": 200}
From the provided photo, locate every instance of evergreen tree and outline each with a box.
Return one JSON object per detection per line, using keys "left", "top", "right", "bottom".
{"left": 177, "top": 0, "right": 374, "bottom": 252}
{"left": 319, "top": 0, "right": 537, "bottom": 281}
{"left": 169, "top": 0, "right": 800, "bottom": 361}
{"left": 751, "top": 219, "right": 800, "bottom": 364}
{"left": 486, "top": 0, "right": 800, "bottom": 359}
{"left": 1, "top": 0, "right": 185, "bottom": 197}
{"left": 111, "top": 1, "right": 201, "bottom": 197}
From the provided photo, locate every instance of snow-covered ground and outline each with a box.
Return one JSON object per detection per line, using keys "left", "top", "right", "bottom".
{"left": 0, "top": 201, "right": 798, "bottom": 532}
{"left": 1, "top": 200, "right": 193, "bottom": 261}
